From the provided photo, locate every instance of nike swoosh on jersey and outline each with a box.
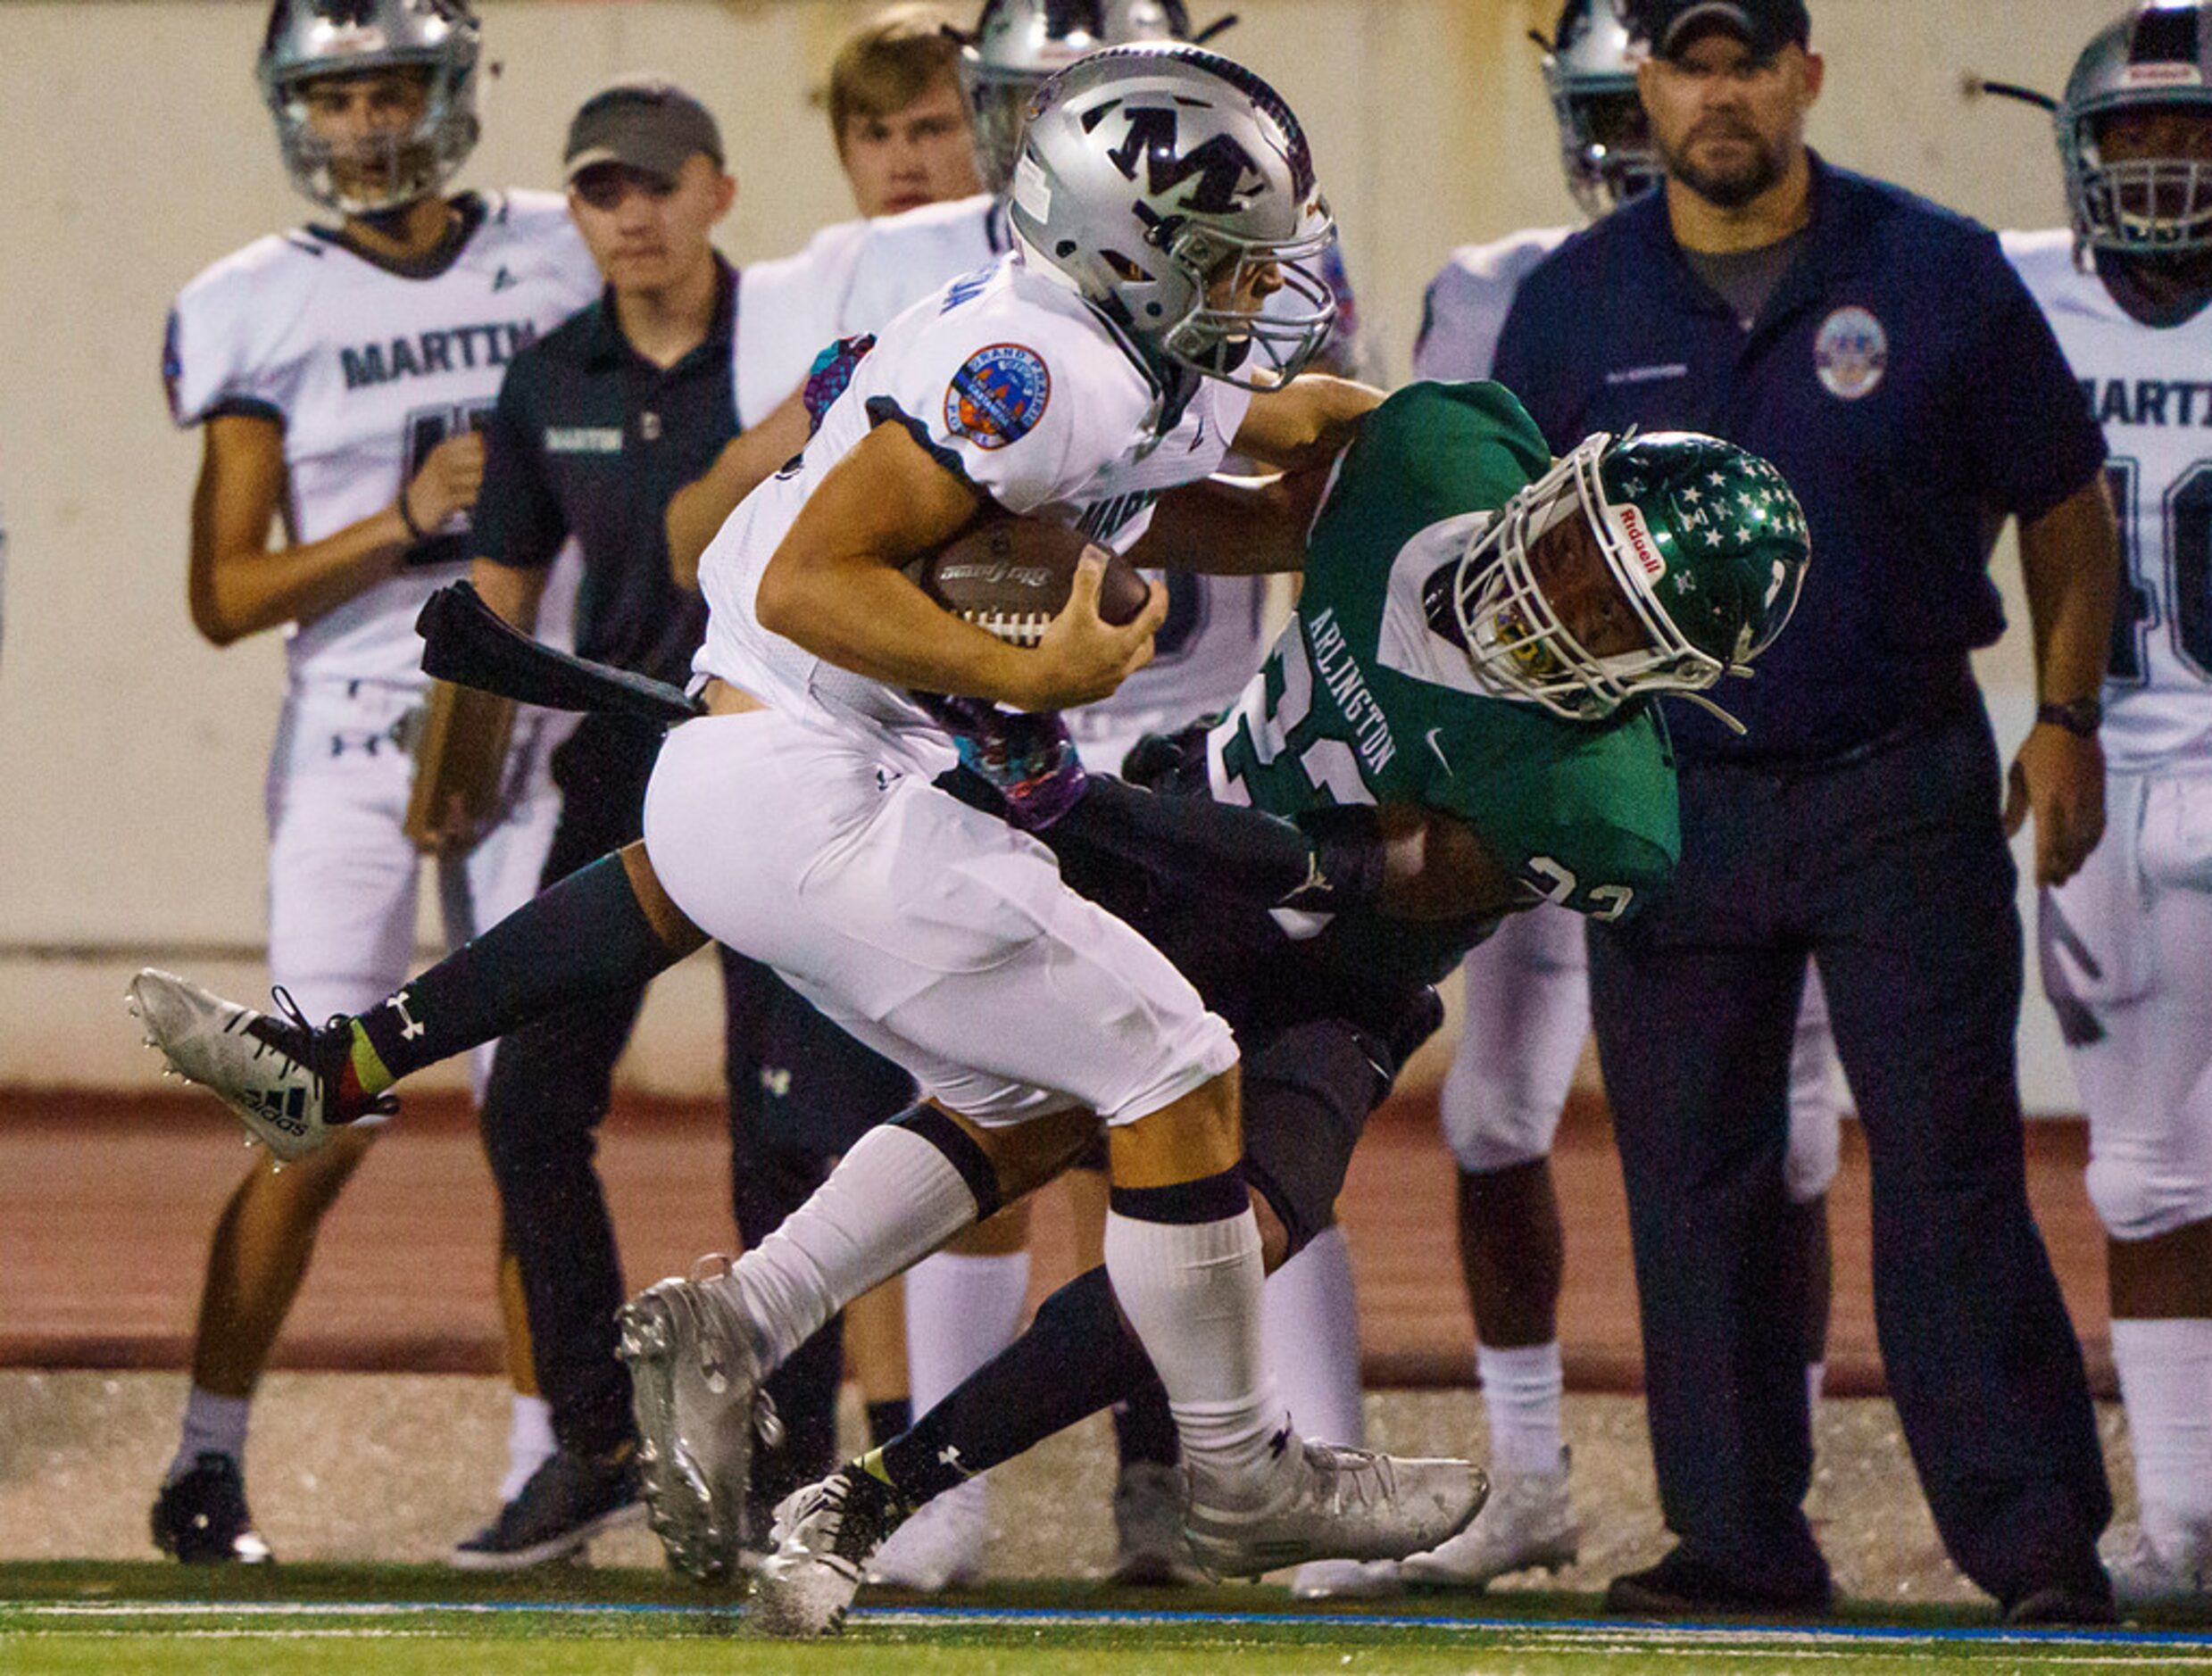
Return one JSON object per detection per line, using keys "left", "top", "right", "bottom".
{"left": 1426, "top": 726, "right": 1454, "bottom": 775}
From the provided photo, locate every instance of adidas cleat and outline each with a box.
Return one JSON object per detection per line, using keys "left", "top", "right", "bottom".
{"left": 864, "top": 1475, "right": 987, "bottom": 1591}
{"left": 127, "top": 970, "right": 379, "bottom": 1161}
{"left": 1401, "top": 1450, "right": 1578, "bottom": 1590}
{"left": 2100, "top": 1522, "right": 2212, "bottom": 1609}
{"left": 1185, "top": 1441, "right": 1487, "bottom": 1579}
{"left": 617, "top": 1268, "right": 780, "bottom": 1585}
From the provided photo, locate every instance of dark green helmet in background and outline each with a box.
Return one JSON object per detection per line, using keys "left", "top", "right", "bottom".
{"left": 1451, "top": 429, "right": 1809, "bottom": 723}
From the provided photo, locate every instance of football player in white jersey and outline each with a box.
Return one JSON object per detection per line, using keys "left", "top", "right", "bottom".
{"left": 2000, "top": 0, "right": 2212, "bottom": 1607}
{"left": 627, "top": 40, "right": 1485, "bottom": 1589}
{"left": 148, "top": 0, "right": 598, "bottom": 1561}
{"left": 679, "top": 0, "right": 1362, "bottom": 1591}
{"left": 1397, "top": 0, "right": 1849, "bottom": 1592}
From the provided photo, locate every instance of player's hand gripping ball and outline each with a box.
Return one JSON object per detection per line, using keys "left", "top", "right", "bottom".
{"left": 903, "top": 514, "right": 1151, "bottom": 647}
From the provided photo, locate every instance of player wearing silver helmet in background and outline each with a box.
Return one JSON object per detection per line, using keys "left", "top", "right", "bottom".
{"left": 1995, "top": 0, "right": 2212, "bottom": 1609}
{"left": 148, "top": 0, "right": 597, "bottom": 1564}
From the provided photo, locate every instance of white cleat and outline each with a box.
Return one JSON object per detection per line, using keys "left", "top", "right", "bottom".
{"left": 616, "top": 1268, "right": 778, "bottom": 1585}
{"left": 749, "top": 1467, "right": 911, "bottom": 1639}
{"left": 126, "top": 969, "right": 364, "bottom": 1161}
{"left": 1400, "top": 1450, "right": 1579, "bottom": 1590}
{"left": 1290, "top": 1557, "right": 1402, "bottom": 1599}
{"left": 865, "top": 1474, "right": 987, "bottom": 1591}
{"left": 2100, "top": 1523, "right": 2212, "bottom": 1608}
{"left": 1185, "top": 1439, "right": 1488, "bottom": 1578}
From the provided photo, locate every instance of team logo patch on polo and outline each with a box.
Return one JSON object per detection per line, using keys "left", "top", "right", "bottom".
{"left": 1814, "top": 306, "right": 1888, "bottom": 401}
{"left": 545, "top": 427, "right": 623, "bottom": 454}
{"left": 946, "top": 344, "right": 1051, "bottom": 451}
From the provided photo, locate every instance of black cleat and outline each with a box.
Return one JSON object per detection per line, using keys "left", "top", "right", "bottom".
{"left": 450, "top": 1448, "right": 645, "bottom": 1571}
{"left": 151, "top": 1452, "right": 272, "bottom": 1564}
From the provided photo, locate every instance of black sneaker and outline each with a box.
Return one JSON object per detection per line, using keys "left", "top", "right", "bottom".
{"left": 2003, "top": 1572, "right": 2119, "bottom": 1627}
{"left": 151, "top": 1452, "right": 273, "bottom": 1564}
{"left": 449, "top": 1448, "right": 644, "bottom": 1571}
{"left": 1605, "top": 1543, "right": 1832, "bottom": 1618}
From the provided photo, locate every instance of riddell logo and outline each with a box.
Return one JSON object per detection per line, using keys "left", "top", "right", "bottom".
{"left": 2124, "top": 63, "right": 2204, "bottom": 87}
{"left": 1616, "top": 504, "right": 1667, "bottom": 581}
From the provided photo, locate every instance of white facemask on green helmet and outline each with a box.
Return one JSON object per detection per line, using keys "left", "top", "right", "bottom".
{"left": 1451, "top": 430, "right": 1809, "bottom": 725}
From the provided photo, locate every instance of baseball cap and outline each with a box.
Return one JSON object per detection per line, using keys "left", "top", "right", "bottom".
{"left": 562, "top": 77, "right": 724, "bottom": 186}
{"left": 1643, "top": 0, "right": 1810, "bottom": 61}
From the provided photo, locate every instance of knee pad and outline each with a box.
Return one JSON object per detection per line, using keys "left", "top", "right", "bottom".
{"left": 1441, "top": 917, "right": 1589, "bottom": 1174}
{"left": 1240, "top": 1019, "right": 1388, "bottom": 1262}
{"left": 1782, "top": 1094, "right": 1842, "bottom": 1205}
{"left": 2086, "top": 1146, "right": 2212, "bottom": 1242}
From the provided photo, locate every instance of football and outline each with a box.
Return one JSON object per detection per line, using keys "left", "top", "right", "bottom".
{"left": 903, "top": 515, "right": 1152, "bottom": 648}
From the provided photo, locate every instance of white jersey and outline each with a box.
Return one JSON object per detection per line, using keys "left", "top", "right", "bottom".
{"left": 733, "top": 195, "right": 1007, "bottom": 427}
{"left": 1412, "top": 228, "right": 1574, "bottom": 382}
{"left": 2006, "top": 228, "right": 2212, "bottom": 774}
{"left": 164, "top": 191, "right": 601, "bottom": 690}
{"left": 697, "top": 253, "right": 1251, "bottom": 776}
{"left": 736, "top": 196, "right": 1277, "bottom": 774}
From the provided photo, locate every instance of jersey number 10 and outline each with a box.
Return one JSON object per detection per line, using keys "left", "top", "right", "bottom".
{"left": 2105, "top": 456, "right": 2212, "bottom": 686}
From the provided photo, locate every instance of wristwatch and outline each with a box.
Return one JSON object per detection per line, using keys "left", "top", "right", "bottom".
{"left": 2035, "top": 695, "right": 2102, "bottom": 738}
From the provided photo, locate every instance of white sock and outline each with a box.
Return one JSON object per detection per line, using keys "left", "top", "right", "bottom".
{"left": 170, "top": 1388, "right": 251, "bottom": 1483}
{"left": 902, "top": 1245, "right": 1027, "bottom": 1547}
{"left": 2112, "top": 1316, "right": 2212, "bottom": 1557}
{"left": 1476, "top": 1340, "right": 1564, "bottom": 1478}
{"left": 1104, "top": 1206, "right": 1284, "bottom": 1507}
{"left": 1806, "top": 1359, "right": 1825, "bottom": 1433}
{"left": 1262, "top": 1226, "right": 1366, "bottom": 1446}
{"left": 502, "top": 1394, "right": 556, "bottom": 1502}
{"left": 715, "top": 1124, "right": 980, "bottom": 1373}
{"left": 904, "top": 1250, "right": 1031, "bottom": 1410}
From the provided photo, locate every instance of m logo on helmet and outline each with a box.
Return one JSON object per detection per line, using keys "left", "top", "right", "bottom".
{"left": 1103, "top": 105, "right": 1263, "bottom": 214}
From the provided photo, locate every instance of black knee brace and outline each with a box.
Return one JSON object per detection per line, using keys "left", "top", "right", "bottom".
{"left": 1238, "top": 1016, "right": 1405, "bottom": 1261}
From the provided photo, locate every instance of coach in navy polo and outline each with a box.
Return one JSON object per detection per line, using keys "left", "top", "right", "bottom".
{"left": 1493, "top": 0, "right": 2121, "bottom": 1624}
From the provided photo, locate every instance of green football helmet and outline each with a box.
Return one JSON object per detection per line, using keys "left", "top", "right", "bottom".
{"left": 1451, "top": 430, "right": 1809, "bottom": 722}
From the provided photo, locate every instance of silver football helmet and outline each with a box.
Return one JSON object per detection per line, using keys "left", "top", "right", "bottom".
{"left": 962, "top": 0, "right": 1197, "bottom": 193}
{"left": 2060, "top": 2, "right": 2212, "bottom": 255}
{"left": 1541, "top": 0, "right": 1659, "bottom": 220}
{"left": 1009, "top": 43, "right": 1336, "bottom": 386}
{"left": 259, "top": 0, "right": 482, "bottom": 215}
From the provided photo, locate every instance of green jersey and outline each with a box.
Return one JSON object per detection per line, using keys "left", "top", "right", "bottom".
{"left": 1208, "top": 381, "right": 1678, "bottom": 961}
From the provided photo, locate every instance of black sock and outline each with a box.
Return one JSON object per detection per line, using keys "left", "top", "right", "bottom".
{"left": 353, "top": 853, "right": 683, "bottom": 1086}
{"left": 866, "top": 1398, "right": 912, "bottom": 1449}
{"left": 878, "top": 1264, "right": 1152, "bottom": 1505}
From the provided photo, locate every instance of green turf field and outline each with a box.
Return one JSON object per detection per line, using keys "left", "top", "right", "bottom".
{"left": 6, "top": 1566, "right": 2212, "bottom": 1676}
